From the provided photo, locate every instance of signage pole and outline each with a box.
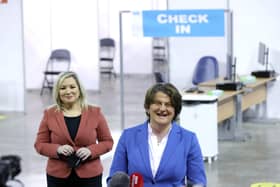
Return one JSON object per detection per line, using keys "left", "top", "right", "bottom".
{"left": 119, "top": 10, "right": 131, "bottom": 130}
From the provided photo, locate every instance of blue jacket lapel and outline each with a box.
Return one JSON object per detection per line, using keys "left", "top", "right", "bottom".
{"left": 136, "top": 122, "right": 153, "bottom": 178}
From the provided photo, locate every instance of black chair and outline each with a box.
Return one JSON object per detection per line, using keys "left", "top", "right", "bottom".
{"left": 192, "top": 56, "right": 219, "bottom": 85}
{"left": 40, "top": 49, "right": 71, "bottom": 95}
{"left": 154, "top": 72, "right": 165, "bottom": 83}
{"left": 99, "top": 38, "right": 116, "bottom": 78}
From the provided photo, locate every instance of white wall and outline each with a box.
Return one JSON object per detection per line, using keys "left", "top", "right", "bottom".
{"left": 23, "top": 0, "right": 99, "bottom": 90}
{"left": 23, "top": 0, "right": 52, "bottom": 90}
{"left": 230, "top": 0, "right": 280, "bottom": 74}
{"left": 167, "top": 0, "right": 280, "bottom": 118}
{"left": 23, "top": 0, "right": 162, "bottom": 91}
{"left": 168, "top": 0, "right": 228, "bottom": 89}
{"left": 0, "top": 0, "right": 25, "bottom": 111}
{"left": 98, "top": 0, "right": 167, "bottom": 75}
{"left": 230, "top": 0, "right": 280, "bottom": 118}
{"left": 2, "top": 0, "right": 280, "bottom": 115}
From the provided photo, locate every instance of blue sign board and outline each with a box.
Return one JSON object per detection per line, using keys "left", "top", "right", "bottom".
{"left": 142, "top": 9, "right": 225, "bottom": 37}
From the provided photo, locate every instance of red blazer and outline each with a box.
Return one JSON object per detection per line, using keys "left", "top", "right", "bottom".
{"left": 34, "top": 105, "right": 113, "bottom": 178}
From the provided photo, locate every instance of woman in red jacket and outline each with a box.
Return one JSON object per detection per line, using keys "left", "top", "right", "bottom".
{"left": 34, "top": 71, "right": 113, "bottom": 187}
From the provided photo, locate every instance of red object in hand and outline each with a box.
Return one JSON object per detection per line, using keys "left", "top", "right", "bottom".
{"left": 130, "top": 172, "right": 144, "bottom": 187}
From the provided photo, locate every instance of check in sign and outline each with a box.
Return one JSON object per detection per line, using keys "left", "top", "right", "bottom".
{"left": 142, "top": 9, "right": 224, "bottom": 37}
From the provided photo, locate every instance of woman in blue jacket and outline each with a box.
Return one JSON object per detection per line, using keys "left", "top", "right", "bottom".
{"left": 108, "top": 83, "right": 206, "bottom": 187}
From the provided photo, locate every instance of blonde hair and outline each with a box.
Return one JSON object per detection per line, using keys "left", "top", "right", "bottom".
{"left": 53, "top": 71, "right": 87, "bottom": 111}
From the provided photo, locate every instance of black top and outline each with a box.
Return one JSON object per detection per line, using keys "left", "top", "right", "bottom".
{"left": 64, "top": 115, "right": 81, "bottom": 140}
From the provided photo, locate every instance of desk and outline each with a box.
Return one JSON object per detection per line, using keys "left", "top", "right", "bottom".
{"left": 199, "top": 76, "right": 276, "bottom": 118}
{"left": 242, "top": 77, "right": 275, "bottom": 110}
{"left": 217, "top": 90, "right": 241, "bottom": 124}
{"left": 198, "top": 76, "right": 277, "bottom": 140}
{"left": 213, "top": 89, "right": 244, "bottom": 141}
{"left": 198, "top": 80, "right": 243, "bottom": 125}
{"left": 181, "top": 88, "right": 242, "bottom": 141}
{"left": 242, "top": 77, "right": 278, "bottom": 123}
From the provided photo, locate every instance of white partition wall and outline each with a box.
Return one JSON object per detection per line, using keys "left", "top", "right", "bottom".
{"left": 23, "top": 0, "right": 99, "bottom": 91}
{"left": 230, "top": 0, "right": 280, "bottom": 118}
{"left": 167, "top": 0, "right": 228, "bottom": 90}
{"left": 230, "top": 0, "right": 280, "bottom": 74}
{"left": 167, "top": 0, "right": 280, "bottom": 117}
{"left": 22, "top": 0, "right": 171, "bottom": 92}
{"left": 97, "top": 0, "right": 167, "bottom": 75}
{"left": 51, "top": 0, "right": 99, "bottom": 90}
{"left": 0, "top": 0, "right": 25, "bottom": 111}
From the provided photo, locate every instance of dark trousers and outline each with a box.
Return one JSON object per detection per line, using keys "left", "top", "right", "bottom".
{"left": 47, "top": 170, "right": 102, "bottom": 187}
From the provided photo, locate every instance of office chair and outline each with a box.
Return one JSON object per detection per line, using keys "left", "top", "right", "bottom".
{"left": 186, "top": 56, "right": 219, "bottom": 93}
{"left": 40, "top": 49, "right": 71, "bottom": 95}
{"left": 99, "top": 38, "right": 116, "bottom": 78}
{"left": 192, "top": 56, "right": 219, "bottom": 85}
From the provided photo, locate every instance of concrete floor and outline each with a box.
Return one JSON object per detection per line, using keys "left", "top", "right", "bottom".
{"left": 0, "top": 75, "right": 280, "bottom": 187}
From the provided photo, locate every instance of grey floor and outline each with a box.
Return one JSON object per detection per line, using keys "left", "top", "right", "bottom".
{"left": 1, "top": 74, "right": 280, "bottom": 187}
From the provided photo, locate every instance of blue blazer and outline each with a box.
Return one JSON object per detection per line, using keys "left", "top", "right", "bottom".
{"left": 108, "top": 121, "right": 206, "bottom": 187}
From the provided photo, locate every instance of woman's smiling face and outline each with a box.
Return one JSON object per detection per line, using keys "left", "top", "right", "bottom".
{"left": 147, "top": 91, "right": 175, "bottom": 127}
{"left": 59, "top": 77, "right": 80, "bottom": 106}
